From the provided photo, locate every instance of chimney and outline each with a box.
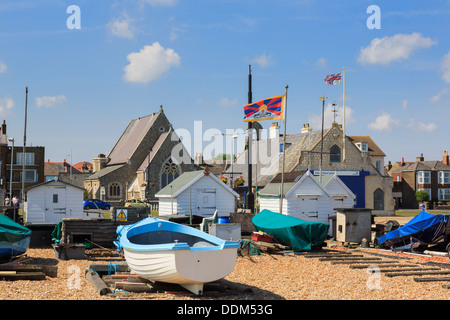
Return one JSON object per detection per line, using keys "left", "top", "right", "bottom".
{"left": 443, "top": 151, "right": 449, "bottom": 166}
{"left": 2, "top": 120, "right": 6, "bottom": 135}
{"left": 386, "top": 160, "right": 392, "bottom": 171}
{"left": 416, "top": 153, "right": 424, "bottom": 162}
{"left": 269, "top": 122, "right": 280, "bottom": 139}
{"left": 301, "top": 123, "right": 312, "bottom": 134}
{"left": 92, "top": 154, "right": 108, "bottom": 172}
{"left": 401, "top": 157, "right": 405, "bottom": 166}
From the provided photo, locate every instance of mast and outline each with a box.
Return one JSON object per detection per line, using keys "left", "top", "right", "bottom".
{"left": 21, "top": 87, "right": 28, "bottom": 202}
{"left": 246, "top": 65, "right": 255, "bottom": 212}
{"left": 279, "top": 85, "right": 288, "bottom": 214}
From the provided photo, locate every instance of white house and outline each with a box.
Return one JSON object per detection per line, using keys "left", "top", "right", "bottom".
{"left": 155, "top": 168, "right": 239, "bottom": 218}
{"left": 259, "top": 171, "right": 355, "bottom": 225}
{"left": 24, "top": 179, "right": 85, "bottom": 224}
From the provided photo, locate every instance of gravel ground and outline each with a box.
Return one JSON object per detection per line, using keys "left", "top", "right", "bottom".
{"left": 1, "top": 246, "right": 450, "bottom": 301}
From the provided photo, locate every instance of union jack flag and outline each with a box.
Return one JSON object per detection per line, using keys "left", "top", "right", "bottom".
{"left": 324, "top": 73, "right": 342, "bottom": 85}
{"left": 243, "top": 95, "right": 285, "bottom": 122}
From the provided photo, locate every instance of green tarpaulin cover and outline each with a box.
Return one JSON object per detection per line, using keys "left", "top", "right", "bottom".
{"left": 0, "top": 214, "right": 31, "bottom": 243}
{"left": 252, "top": 209, "right": 329, "bottom": 251}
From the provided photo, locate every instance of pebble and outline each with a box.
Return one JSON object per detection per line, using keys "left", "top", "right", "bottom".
{"left": 0, "top": 247, "right": 449, "bottom": 300}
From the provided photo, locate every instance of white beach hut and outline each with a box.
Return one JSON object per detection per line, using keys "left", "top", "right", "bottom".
{"left": 155, "top": 168, "right": 240, "bottom": 218}
{"left": 24, "top": 179, "right": 85, "bottom": 225}
{"left": 259, "top": 170, "right": 355, "bottom": 225}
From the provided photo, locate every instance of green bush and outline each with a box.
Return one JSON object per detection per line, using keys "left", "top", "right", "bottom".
{"left": 415, "top": 190, "right": 429, "bottom": 202}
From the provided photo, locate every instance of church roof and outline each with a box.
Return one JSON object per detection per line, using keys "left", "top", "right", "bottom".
{"left": 107, "top": 112, "right": 160, "bottom": 166}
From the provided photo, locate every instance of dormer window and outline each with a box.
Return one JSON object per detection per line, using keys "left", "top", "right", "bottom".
{"left": 356, "top": 142, "right": 368, "bottom": 152}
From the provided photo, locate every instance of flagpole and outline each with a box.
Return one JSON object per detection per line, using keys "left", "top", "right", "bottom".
{"left": 279, "top": 85, "right": 288, "bottom": 215}
{"left": 342, "top": 66, "right": 346, "bottom": 162}
{"left": 246, "top": 65, "right": 255, "bottom": 212}
{"left": 319, "top": 96, "right": 326, "bottom": 184}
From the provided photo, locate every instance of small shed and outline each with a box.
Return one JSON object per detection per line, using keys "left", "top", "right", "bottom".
{"left": 155, "top": 168, "right": 239, "bottom": 218}
{"left": 259, "top": 170, "right": 355, "bottom": 225}
{"left": 24, "top": 179, "right": 85, "bottom": 224}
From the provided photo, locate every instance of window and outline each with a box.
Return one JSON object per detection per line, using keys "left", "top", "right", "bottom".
{"left": 16, "top": 152, "right": 35, "bottom": 165}
{"left": 439, "top": 189, "right": 450, "bottom": 201}
{"left": 329, "top": 145, "right": 341, "bottom": 163}
{"left": 109, "top": 182, "right": 121, "bottom": 197}
{"left": 373, "top": 188, "right": 384, "bottom": 210}
{"left": 356, "top": 142, "right": 368, "bottom": 152}
{"left": 160, "top": 158, "right": 180, "bottom": 188}
{"left": 376, "top": 160, "right": 382, "bottom": 173}
{"left": 439, "top": 171, "right": 450, "bottom": 184}
{"left": 20, "top": 170, "right": 37, "bottom": 183}
{"left": 53, "top": 194, "right": 58, "bottom": 203}
{"left": 417, "top": 171, "right": 431, "bottom": 184}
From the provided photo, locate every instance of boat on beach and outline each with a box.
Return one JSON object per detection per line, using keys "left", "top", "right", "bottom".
{"left": 0, "top": 214, "right": 32, "bottom": 261}
{"left": 114, "top": 217, "right": 240, "bottom": 295}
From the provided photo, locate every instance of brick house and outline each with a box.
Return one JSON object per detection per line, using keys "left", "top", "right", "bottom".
{"left": 387, "top": 152, "right": 450, "bottom": 209}
{"left": 0, "top": 120, "right": 45, "bottom": 201}
{"left": 227, "top": 121, "right": 394, "bottom": 215}
{"left": 84, "top": 108, "right": 196, "bottom": 205}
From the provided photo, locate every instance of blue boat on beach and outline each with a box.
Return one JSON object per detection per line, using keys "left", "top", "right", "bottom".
{"left": 115, "top": 217, "right": 240, "bottom": 295}
{"left": 0, "top": 214, "right": 31, "bottom": 261}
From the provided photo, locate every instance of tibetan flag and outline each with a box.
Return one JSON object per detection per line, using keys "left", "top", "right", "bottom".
{"left": 324, "top": 73, "right": 342, "bottom": 85}
{"left": 243, "top": 94, "right": 285, "bottom": 122}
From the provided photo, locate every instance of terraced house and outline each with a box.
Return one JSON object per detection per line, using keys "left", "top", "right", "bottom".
{"left": 388, "top": 152, "right": 450, "bottom": 209}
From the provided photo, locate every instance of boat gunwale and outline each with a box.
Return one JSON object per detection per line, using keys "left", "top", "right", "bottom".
{"left": 116, "top": 217, "right": 239, "bottom": 252}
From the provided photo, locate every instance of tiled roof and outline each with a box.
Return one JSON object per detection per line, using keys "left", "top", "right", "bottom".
{"left": 108, "top": 112, "right": 160, "bottom": 166}
{"left": 348, "top": 136, "right": 386, "bottom": 157}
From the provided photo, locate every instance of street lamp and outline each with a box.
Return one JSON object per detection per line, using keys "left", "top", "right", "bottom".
{"left": 8, "top": 138, "right": 14, "bottom": 203}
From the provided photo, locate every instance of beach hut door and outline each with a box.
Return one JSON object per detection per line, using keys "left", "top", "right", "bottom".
{"left": 45, "top": 186, "right": 67, "bottom": 223}
{"left": 299, "top": 197, "right": 319, "bottom": 217}
{"left": 196, "top": 189, "right": 216, "bottom": 216}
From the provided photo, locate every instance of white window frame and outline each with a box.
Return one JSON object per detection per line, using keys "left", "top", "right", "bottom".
{"left": 438, "top": 189, "right": 450, "bottom": 201}
{"left": 16, "top": 152, "right": 35, "bottom": 165}
{"left": 417, "top": 171, "right": 431, "bottom": 184}
{"left": 438, "top": 171, "right": 450, "bottom": 184}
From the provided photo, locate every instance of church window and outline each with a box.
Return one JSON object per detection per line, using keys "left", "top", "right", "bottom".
{"left": 330, "top": 145, "right": 341, "bottom": 163}
{"left": 160, "top": 158, "right": 180, "bottom": 188}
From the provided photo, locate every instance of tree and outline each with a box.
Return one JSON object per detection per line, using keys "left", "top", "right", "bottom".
{"left": 415, "top": 190, "right": 429, "bottom": 202}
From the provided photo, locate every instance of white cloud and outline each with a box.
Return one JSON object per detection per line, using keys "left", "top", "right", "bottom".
{"left": 430, "top": 88, "right": 449, "bottom": 103}
{"left": 416, "top": 122, "right": 437, "bottom": 132}
{"left": 219, "top": 97, "right": 238, "bottom": 107}
{"left": 0, "top": 62, "right": 7, "bottom": 73}
{"left": 358, "top": 32, "right": 437, "bottom": 65}
{"left": 315, "top": 57, "right": 327, "bottom": 68}
{"left": 123, "top": 42, "right": 181, "bottom": 84}
{"left": 251, "top": 52, "right": 274, "bottom": 68}
{"left": 440, "top": 51, "right": 450, "bottom": 84}
{"left": 108, "top": 14, "right": 137, "bottom": 40}
{"left": 0, "top": 97, "right": 15, "bottom": 116}
{"left": 35, "top": 95, "right": 67, "bottom": 108}
{"left": 367, "top": 112, "right": 401, "bottom": 132}
{"left": 141, "top": 0, "right": 177, "bottom": 6}
{"left": 406, "top": 119, "right": 437, "bottom": 132}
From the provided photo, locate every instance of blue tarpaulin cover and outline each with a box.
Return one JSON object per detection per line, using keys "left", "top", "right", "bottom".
{"left": 377, "top": 206, "right": 449, "bottom": 247}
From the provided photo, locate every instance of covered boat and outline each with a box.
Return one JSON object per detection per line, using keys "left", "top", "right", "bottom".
{"left": 252, "top": 209, "right": 329, "bottom": 251}
{"left": 0, "top": 214, "right": 31, "bottom": 261}
{"left": 115, "top": 217, "right": 240, "bottom": 295}
{"left": 377, "top": 205, "right": 449, "bottom": 249}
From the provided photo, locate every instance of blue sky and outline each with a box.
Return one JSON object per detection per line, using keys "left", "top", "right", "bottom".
{"left": 0, "top": 0, "right": 449, "bottom": 166}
